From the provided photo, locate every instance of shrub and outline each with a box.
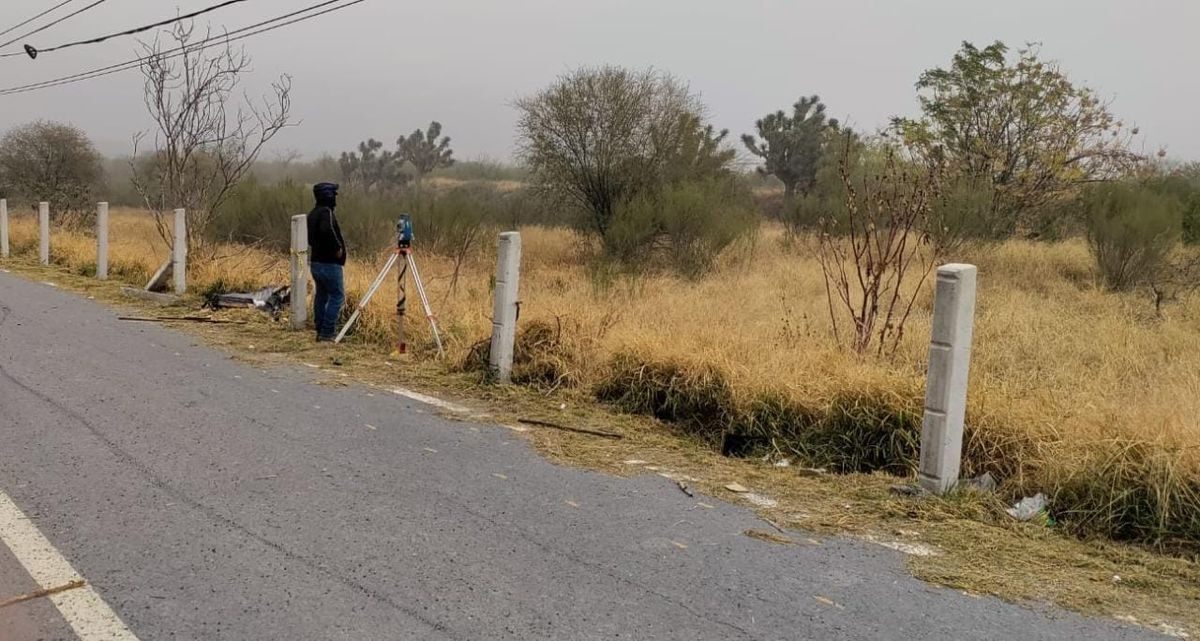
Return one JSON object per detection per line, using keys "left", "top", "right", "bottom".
{"left": 208, "top": 177, "right": 308, "bottom": 250}
{"left": 926, "top": 176, "right": 1001, "bottom": 255}
{"left": 606, "top": 179, "right": 758, "bottom": 277}
{"left": 1083, "top": 182, "right": 1181, "bottom": 291}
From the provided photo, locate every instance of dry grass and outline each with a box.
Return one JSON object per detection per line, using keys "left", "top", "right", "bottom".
{"left": 5, "top": 210, "right": 1200, "bottom": 633}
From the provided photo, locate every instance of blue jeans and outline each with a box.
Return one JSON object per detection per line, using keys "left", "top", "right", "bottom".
{"left": 310, "top": 262, "right": 345, "bottom": 340}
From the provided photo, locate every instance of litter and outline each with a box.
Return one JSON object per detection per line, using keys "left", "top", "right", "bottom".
{"left": 1006, "top": 493, "right": 1049, "bottom": 521}
{"left": 724, "top": 483, "right": 751, "bottom": 493}
{"left": 204, "top": 285, "right": 291, "bottom": 317}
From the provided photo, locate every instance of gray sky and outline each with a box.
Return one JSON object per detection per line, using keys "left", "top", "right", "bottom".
{"left": 1, "top": 0, "right": 1197, "bottom": 163}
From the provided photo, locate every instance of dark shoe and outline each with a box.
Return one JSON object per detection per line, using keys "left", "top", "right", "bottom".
{"left": 317, "top": 335, "right": 335, "bottom": 343}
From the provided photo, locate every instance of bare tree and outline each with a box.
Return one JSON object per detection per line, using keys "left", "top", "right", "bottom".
{"left": 131, "top": 22, "right": 293, "bottom": 249}
{"left": 816, "top": 142, "right": 941, "bottom": 356}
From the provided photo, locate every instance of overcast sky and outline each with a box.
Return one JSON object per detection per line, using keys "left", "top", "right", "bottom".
{"left": 1, "top": 0, "right": 1197, "bottom": 164}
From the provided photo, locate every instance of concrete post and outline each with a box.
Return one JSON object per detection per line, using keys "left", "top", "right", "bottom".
{"left": 290, "top": 214, "right": 308, "bottom": 330}
{"left": 489, "top": 232, "right": 522, "bottom": 383}
{"left": 172, "top": 208, "right": 187, "bottom": 294}
{"left": 96, "top": 202, "right": 109, "bottom": 280}
{"left": 919, "top": 263, "right": 978, "bottom": 495}
{"left": 38, "top": 202, "right": 50, "bottom": 265}
{"left": 0, "top": 199, "right": 8, "bottom": 259}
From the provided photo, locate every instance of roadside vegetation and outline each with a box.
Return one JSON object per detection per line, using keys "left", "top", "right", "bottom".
{"left": 4, "top": 34, "right": 1200, "bottom": 627}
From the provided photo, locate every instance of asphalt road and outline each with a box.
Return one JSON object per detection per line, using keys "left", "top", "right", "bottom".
{"left": 0, "top": 271, "right": 1166, "bottom": 641}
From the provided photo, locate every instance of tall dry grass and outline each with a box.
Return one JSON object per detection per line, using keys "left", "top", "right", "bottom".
{"left": 7, "top": 209, "right": 1200, "bottom": 545}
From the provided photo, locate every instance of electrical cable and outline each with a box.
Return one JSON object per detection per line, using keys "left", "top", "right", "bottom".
{"left": 0, "top": 0, "right": 110, "bottom": 52}
{"left": 0, "top": 0, "right": 77, "bottom": 40}
{"left": 10, "top": 0, "right": 255, "bottom": 59}
{"left": 0, "top": 0, "right": 366, "bottom": 96}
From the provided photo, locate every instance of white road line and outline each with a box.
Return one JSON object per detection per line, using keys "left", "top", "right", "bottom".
{"left": 0, "top": 491, "right": 139, "bottom": 641}
{"left": 391, "top": 388, "right": 472, "bottom": 415}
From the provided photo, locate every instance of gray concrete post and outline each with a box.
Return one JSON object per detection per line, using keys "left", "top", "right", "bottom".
{"left": 290, "top": 214, "right": 308, "bottom": 330}
{"left": 96, "top": 202, "right": 109, "bottom": 280}
{"left": 172, "top": 208, "right": 187, "bottom": 294}
{"left": 489, "top": 232, "right": 522, "bottom": 383}
{"left": 0, "top": 199, "right": 8, "bottom": 259}
{"left": 919, "top": 263, "right": 978, "bottom": 495}
{"left": 38, "top": 202, "right": 50, "bottom": 265}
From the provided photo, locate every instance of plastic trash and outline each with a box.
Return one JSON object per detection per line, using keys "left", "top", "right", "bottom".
{"left": 1006, "top": 493, "right": 1048, "bottom": 521}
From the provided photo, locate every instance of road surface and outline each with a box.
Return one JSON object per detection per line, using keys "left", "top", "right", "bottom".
{"left": 0, "top": 272, "right": 1164, "bottom": 640}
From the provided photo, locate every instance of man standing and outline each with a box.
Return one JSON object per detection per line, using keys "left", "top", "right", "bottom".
{"left": 307, "top": 182, "right": 347, "bottom": 342}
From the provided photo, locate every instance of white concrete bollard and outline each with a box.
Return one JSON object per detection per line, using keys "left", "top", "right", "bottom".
{"left": 172, "top": 208, "right": 187, "bottom": 294}
{"left": 290, "top": 214, "right": 308, "bottom": 330}
{"left": 489, "top": 231, "right": 522, "bottom": 383}
{"left": 919, "top": 263, "right": 978, "bottom": 495}
{"left": 38, "top": 202, "right": 50, "bottom": 265}
{"left": 96, "top": 202, "right": 109, "bottom": 280}
{"left": 0, "top": 199, "right": 8, "bottom": 259}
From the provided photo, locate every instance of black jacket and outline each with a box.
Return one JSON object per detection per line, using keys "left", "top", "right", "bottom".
{"left": 307, "top": 205, "right": 346, "bottom": 266}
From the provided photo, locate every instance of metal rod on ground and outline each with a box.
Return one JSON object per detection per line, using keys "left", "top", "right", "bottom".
{"left": 334, "top": 252, "right": 399, "bottom": 344}
{"left": 918, "top": 263, "right": 978, "bottom": 495}
{"left": 405, "top": 252, "right": 444, "bottom": 357}
{"left": 290, "top": 214, "right": 308, "bottom": 330}
{"left": 38, "top": 201, "right": 49, "bottom": 265}
{"left": 96, "top": 202, "right": 108, "bottom": 280}
{"left": 173, "top": 208, "right": 187, "bottom": 294}
{"left": 0, "top": 198, "right": 8, "bottom": 259}
{"left": 490, "top": 232, "right": 522, "bottom": 382}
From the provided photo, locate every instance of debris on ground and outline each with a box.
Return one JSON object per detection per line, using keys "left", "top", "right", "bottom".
{"left": 119, "top": 315, "right": 247, "bottom": 325}
{"left": 205, "top": 285, "right": 290, "bottom": 318}
{"left": 676, "top": 480, "right": 694, "bottom": 497}
{"left": 1006, "top": 493, "right": 1049, "bottom": 521}
{"left": 889, "top": 483, "right": 926, "bottom": 496}
{"left": 517, "top": 418, "right": 622, "bottom": 440}
{"left": 862, "top": 535, "right": 940, "bottom": 557}
{"left": 762, "top": 518, "right": 786, "bottom": 534}
{"left": 744, "top": 529, "right": 795, "bottom": 546}
{"left": 0, "top": 580, "right": 86, "bottom": 609}
{"left": 724, "top": 483, "right": 751, "bottom": 493}
{"left": 964, "top": 472, "right": 997, "bottom": 492}
{"left": 744, "top": 493, "right": 779, "bottom": 508}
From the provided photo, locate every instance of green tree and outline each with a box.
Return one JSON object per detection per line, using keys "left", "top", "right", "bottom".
{"left": 742, "top": 95, "right": 839, "bottom": 201}
{"left": 892, "top": 41, "right": 1142, "bottom": 236}
{"left": 397, "top": 122, "right": 455, "bottom": 183}
{"left": 516, "top": 65, "right": 730, "bottom": 241}
{"left": 0, "top": 120, "right": 103, "bottom": 229}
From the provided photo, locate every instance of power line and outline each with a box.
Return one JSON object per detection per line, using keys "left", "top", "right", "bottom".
{"left": 11, "top": 0, "right": 255, "bottom": 59}
{"left": 0, "top": 0, "right": 110, "bottom": 51}
{"left": 0, "top": 0, "right": 78, "bottom": 40}
{"left": 0, "top": 0, "right": 368, "bottom": 97}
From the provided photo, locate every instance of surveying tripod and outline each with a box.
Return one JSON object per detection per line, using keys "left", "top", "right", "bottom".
{"left": 333, "top": 214, "right": 445, "bottom": 357}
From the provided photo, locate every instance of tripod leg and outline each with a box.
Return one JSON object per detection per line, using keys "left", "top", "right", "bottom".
{"left": 334, "top": 253, "right": 399, "bottom": 344}
{"left": 395, "top": 252, "right": 409, "bottom": 354}
{"left": 406, "top": 253, "right": 445, "bottom": 357}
